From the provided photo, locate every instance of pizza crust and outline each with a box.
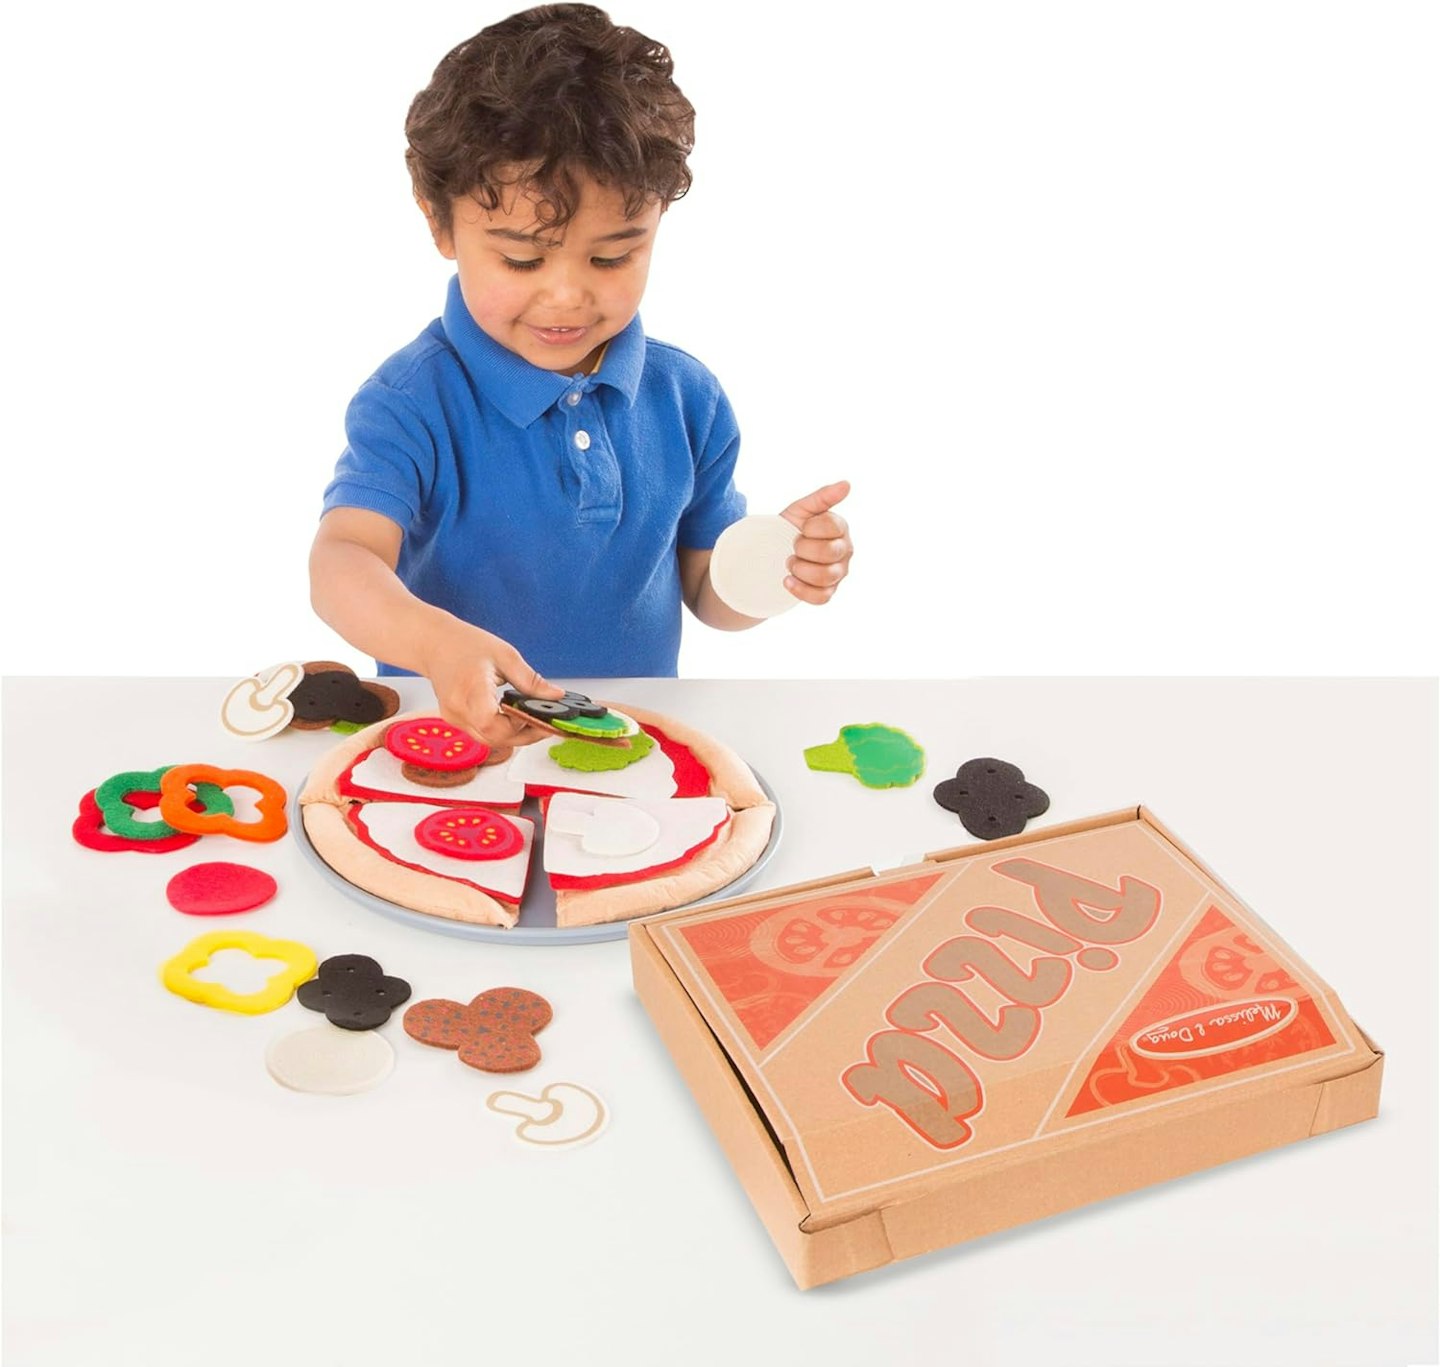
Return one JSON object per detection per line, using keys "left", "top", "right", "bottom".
{"left": 298, "top": 717, "right": 393, "bottom": 805}
{"left": 553, "top": 801, "right": 776, "bottom": 928}
{"left": 301, "top": 802, "right": 518, "bottom": 928}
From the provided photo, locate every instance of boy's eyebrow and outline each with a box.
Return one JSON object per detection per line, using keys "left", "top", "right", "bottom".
{"left": 591, "top": 226, "right": 650, "bottom": 244}
{"left": 484, "top": 225, "right": 650, "bottom": 247}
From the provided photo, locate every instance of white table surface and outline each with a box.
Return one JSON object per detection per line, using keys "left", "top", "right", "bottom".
{"left": 3, "top": 677, "right": 1436, "bottom": 1367}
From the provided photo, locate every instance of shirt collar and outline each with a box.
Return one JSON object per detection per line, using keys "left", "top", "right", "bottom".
{"left": 441, "top": 274, "right": 645, "bottom": 428}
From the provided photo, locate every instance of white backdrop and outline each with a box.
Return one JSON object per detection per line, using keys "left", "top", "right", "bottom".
{"left": 3, "top": 1, "right": 1437, "bottom": 678}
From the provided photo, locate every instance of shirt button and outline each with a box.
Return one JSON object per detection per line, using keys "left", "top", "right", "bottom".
{"left": 574, "top": 430, "right": 591, "bottom": 450}
{"left": 566, "top": 391, "right": 581, "bottom": 406}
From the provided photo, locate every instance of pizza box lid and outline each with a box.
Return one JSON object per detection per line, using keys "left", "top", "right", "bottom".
{"left": 632, "top": 806, "right": 1383, "bottom": 1268}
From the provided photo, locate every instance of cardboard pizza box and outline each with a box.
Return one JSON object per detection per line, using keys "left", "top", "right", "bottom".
{"left": 629, "top": 807, "right": 1383, "bottom": 1289}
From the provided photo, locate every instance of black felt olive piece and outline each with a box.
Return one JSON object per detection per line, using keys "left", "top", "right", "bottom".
{"left": 499, "top": 688, "right": 606, "bottom": 722}
{"left": 933, "top": 758, "right": 1050, "bottom": 840}
{"left": 297, "top": 954, "right": 412, "bottom": 1030}
{"left": 291, "top": 670, "right": 388, "bottom": 724}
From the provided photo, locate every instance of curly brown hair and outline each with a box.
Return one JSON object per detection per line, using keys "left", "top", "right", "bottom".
{"left": 405, "top": 5, "right": 695, "bottom": 237}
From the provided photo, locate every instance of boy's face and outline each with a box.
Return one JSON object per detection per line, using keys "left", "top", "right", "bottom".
{"left": 426, "top": 172, "right": 662, "bottom": 375}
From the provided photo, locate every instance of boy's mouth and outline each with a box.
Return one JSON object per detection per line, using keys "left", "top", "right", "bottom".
{"left": 527, "top": 324, "right": 590, "bottom": 346}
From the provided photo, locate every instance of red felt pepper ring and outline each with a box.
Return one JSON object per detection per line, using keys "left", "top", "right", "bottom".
{"left": 159, "top": 765, "right": 289, "bottom": 843}
{"left": 72, "top": 789, "right": 202, "bottom": 853}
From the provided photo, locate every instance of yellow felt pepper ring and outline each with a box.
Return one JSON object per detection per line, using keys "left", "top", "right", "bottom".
{"left": 159, "top": 764, "right": 289, "bottom": 842}
{"left": 161, "top": 930, "right": 318, "bottom": 1015}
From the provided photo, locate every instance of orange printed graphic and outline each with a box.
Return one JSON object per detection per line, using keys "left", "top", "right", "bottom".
{"left": 679, "top": 873, "right": 944, "bottom": 1049}
{"left": 1067, "top": 905, "right": 1335, "bottom": 1115}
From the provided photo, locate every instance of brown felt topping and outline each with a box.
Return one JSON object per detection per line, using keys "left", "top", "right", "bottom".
{"left": 402, "top": 987, "right": 552, "bottom": 1074}
{"left": 288, "top": 662, "right": 400, "bottom": 729}
{"left": 400, "top": 762, "right": 481, "bottom": 788}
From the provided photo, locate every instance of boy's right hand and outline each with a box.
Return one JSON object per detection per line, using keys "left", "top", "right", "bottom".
{"left": 420, "top": 622, "right": 566, "bottom": 749}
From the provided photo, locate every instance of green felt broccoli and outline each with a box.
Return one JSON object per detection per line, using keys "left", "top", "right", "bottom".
{"left": 803, "top": 724, "right": 926, "bottom": 789}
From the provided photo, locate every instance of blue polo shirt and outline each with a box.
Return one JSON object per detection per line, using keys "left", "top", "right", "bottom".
{"left": 322, "top": 275, "right": 747, "bottom": 678}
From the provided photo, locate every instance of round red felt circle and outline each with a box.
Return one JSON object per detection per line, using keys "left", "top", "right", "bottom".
{"left": 413, "top": 808, "right": 524, "bottom": 862}
{"left": 385, "top": 718, "right": 489, "bottom": 772}
{"left": 166, "top": 862, "right": 279, "bottom": 916}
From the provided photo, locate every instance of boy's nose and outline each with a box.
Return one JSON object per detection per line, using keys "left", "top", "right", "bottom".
{"left": 539, "top": 261, "right": 593, "bottom": 308}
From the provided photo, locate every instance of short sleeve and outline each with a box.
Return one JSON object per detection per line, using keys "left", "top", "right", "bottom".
{"left": 677, "top": 382, "right": 747, "bottom": 549}
{"left": 321, "top": 380, "right": 437, "bottom": 531}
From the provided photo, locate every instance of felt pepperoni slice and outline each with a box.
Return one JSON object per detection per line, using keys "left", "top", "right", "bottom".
{"left": 385, "top": 718, "right": 489, "bottom": 771}
{"left": 166, "top": 862, "right": 279, "bottom": 915}
{"left": 413, "top": 807, "right": 524, "bottom": 862}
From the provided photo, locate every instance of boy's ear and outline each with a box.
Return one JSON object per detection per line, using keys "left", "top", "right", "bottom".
{"left": 417, "top": 197, "right": 456, "bottom": 259}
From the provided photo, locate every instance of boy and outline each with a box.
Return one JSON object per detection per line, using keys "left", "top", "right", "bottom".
{"left": 310, "top": 4, "right": 852, "bottom": 749}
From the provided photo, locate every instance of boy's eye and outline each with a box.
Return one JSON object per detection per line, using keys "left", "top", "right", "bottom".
{"left": 502, "top": 257, "right": 544, "bottom": 272}
{"left": 592, "top": 254, "right": 632, "bottom": 269}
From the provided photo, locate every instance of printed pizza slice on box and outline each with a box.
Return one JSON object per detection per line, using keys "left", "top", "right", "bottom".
{"left": 649, "top": 817, "right": 1372, "bottom": 1226}
{"left": 1042, "top": 897, "right": 1346, "bottom": 1127}
{"left": 663, "top": 870, "right": 950, "bottom": 1058}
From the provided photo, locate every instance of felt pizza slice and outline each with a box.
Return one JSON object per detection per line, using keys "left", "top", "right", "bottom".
{"left": 301, "top": 714, "right": 525, "bottom": 809}
{"left": 303, "top": 799, "right": 535, "bottom": 928}
{"left": 530, "top": 704, "right": 775, "bottom": 928}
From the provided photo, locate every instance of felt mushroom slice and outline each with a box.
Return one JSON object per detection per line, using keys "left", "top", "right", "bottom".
{"left": 219, "top": 662, "right": 305, "bottom": 741}
{"left": 932, "top": 758, "right": 1050, "bottom": 839}
{"left": 486, "top": 1082, "right": 609, "bottom": 1149}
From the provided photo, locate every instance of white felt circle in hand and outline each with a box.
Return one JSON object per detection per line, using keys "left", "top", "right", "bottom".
{"left": 708, "top": 515, "right": 800, "bottom": 619}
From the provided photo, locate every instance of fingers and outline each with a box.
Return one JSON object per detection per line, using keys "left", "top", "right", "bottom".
{"left": 494, "top": 647, "right": 565, "bottom": 700}
{"left": 435, "top": 693, "right": 519, "bottom": 750}
{"left": 784, "top": 555, "right": 847, "bottom": 603}
{"left": 779, "top": 479, "right": 851, "bottom": 529}
{"left": 796, "top": 509, "right": 848, "bottom": 542}
{"left": 792, "top": 529, "right": 849, "bottom": 563}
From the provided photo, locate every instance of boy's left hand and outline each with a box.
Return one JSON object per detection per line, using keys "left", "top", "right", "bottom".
{"left": 780, "top": 480, "right": 853, "bottom": 605}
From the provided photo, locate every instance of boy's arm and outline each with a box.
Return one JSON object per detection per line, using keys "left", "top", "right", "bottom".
{"left": 309, "top": 507, "right": 561, "bottom": 746}
{"left": 678, "top": 547, "right": 764, "bottom": 631}
{"left": 679, "top": 481, "right": 854, "bottom": 627}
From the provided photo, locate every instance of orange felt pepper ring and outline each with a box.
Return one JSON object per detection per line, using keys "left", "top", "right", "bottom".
{"left": 159, "top": 765, "right": 289, "bottom": 843}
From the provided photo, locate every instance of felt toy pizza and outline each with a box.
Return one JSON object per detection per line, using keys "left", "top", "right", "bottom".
{"left": 299, "top": 704, "right": 775, "bottom": 929}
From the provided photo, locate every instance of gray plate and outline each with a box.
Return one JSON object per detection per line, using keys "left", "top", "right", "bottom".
{"left": 289, "top": 771, "right": 782, "bottom": 945}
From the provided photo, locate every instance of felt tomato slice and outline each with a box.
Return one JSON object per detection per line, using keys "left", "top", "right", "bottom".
{"left": 413, "top": 807, "right": 524, "bottom": 862}
{"left": 385, "top": 718, "right": 489, "bottom": 771}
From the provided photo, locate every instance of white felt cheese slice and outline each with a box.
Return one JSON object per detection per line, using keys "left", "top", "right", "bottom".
{"left": 543, "top": 793, "right": 728, "bottom": 879}
{"left": 355, "top": 802, "right": 535, "bottom": 902}
{"left": 505, "top": 734, "right": 678, "bottom": 799}
{"left": 345, "top": 747, "right": 526, "bottom": 807}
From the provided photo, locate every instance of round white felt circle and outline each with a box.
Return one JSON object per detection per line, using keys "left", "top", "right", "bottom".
{"left": 708, "top": 515, "right": 800, "bottom": 619}
{"left": 265, "top": 1024, "right": 395, "bottom": 1095}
